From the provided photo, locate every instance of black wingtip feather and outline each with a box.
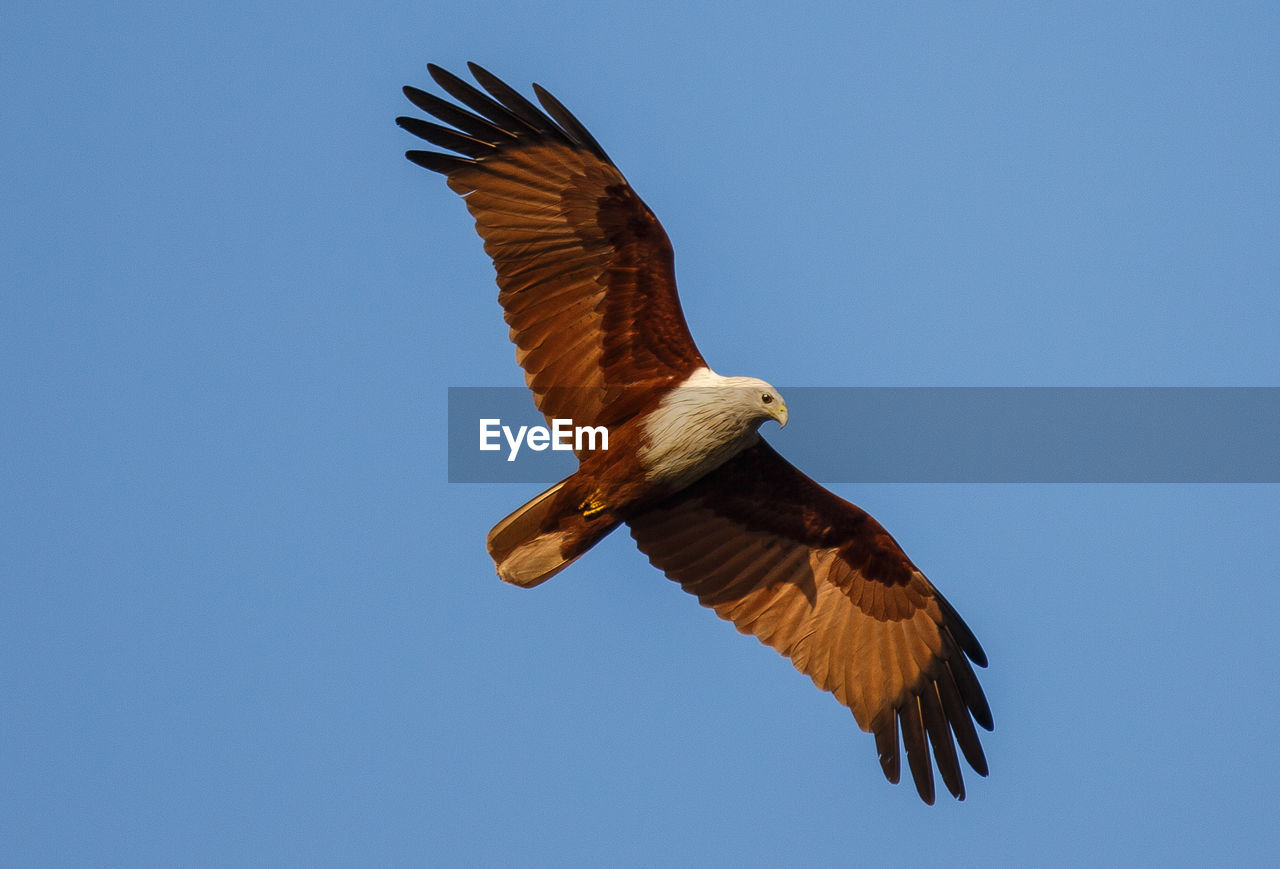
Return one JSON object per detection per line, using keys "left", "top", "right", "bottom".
{"left": 919, "top": 682, "right": 965, "bottom": 800}
{"left": 934, "top": 588, "right": 988, "bottom": 668}
{"left": 532, "top": 82, "right": 612, "bottom": 163}
{"left": 949, "top": 655, "right": 995, "bottom": 732}
{"left": 396, "top": 116, "right": 494, "bottom": 158}
{"left": 404, "top": 149, "right": 469, "bottom": 174}
{"left": 899, "top": 698, "right": 936, "bottom": 805}
{"left": 873, "top": 712, "right": 900, "bottom": 785}
{"left": 937, "top": 661, "right": 989, "bottom": 777}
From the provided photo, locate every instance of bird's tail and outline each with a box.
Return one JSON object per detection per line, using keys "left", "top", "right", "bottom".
{"left": 486, "top": 478, "right": 620, "bottom": 588}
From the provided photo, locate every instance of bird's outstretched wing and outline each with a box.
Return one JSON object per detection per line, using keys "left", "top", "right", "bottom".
{"left": 628, "top": 441, "right": 992, "bottom": 804}
{"left": 398, "top": 63, "right": 707, "bottom": 428}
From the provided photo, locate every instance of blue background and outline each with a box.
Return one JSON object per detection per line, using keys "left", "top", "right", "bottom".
{"left": 4, "top": 2, "right": 1278, "bottom": 865}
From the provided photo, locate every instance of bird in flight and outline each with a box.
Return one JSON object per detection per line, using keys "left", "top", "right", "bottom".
{"left": 397, "top": 63, "right": 992, "bottom": 803}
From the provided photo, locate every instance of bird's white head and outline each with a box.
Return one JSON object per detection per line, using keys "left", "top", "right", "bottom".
{"left": 722, "top": 375, "right": 788, "bottom": 430}
{"left": 674, "top": 372, "right": 788, "bottom": 436}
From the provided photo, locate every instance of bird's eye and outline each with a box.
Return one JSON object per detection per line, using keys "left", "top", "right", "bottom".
{"left": 762, "top": 393, "right": 773, "bottom": 404}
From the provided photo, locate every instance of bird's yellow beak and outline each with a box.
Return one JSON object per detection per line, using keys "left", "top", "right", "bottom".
{"left": 773, "top": 402, "right": 789, "bottom": 428}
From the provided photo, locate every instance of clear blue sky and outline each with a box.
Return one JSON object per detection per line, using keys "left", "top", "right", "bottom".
{"left": 4, "top": 2, "right": 1279, "bottom": 865}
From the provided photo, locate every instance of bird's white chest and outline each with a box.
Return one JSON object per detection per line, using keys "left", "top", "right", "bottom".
{"left": 637, "top": 380, "right": 761, "bottom": 490}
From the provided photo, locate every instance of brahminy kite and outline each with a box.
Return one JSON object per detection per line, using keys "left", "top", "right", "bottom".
{"left": 397, "top": 63, "right": 992, "bottom": 803}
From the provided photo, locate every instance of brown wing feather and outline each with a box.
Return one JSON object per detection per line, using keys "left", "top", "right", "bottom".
{"left": 627, "top": 441, "right": 992, "bottom": 804}
{"left": 398, "top": 63, "right": 706, "bottom": 428}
